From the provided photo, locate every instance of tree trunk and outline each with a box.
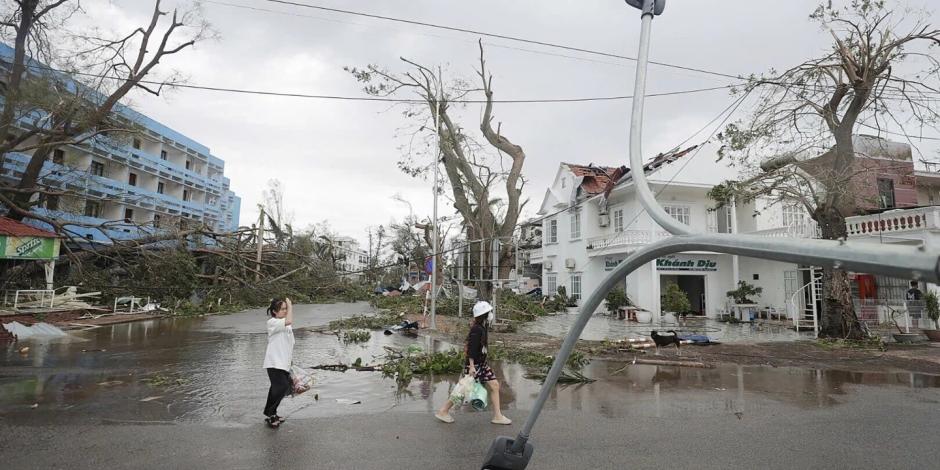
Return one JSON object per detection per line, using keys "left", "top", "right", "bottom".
{"left": 815, "top": 205, "right": 866, "bottom": 339}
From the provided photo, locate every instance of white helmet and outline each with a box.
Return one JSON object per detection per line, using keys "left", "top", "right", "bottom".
{"left": 472, "top": 301, "right": 494, "bottom": 322}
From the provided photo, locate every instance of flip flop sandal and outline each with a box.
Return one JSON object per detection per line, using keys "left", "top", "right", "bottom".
{"left": 265, "top": 416, "right": 281, "bottom": 429}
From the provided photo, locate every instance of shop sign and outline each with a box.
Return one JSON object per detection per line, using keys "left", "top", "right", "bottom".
{"left": 656, "top": 255, "right": 717, "bottom": 272}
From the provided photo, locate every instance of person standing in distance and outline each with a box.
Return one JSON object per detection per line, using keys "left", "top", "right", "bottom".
{"left": 435, "top": 300, "right": 512, "bottom": 425}
{"left": 263, "top": 297, "right": 294, "bottom": 428}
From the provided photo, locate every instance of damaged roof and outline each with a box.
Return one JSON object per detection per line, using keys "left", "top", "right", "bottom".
{"left": 0, "top": 217, "right": 59, "bottom": 238}
{"left": 564, "top": 145, "right": 699, "bottom": 196}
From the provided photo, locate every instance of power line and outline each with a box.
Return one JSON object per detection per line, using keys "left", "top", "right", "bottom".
{"left": 26, "top": 62, "right": 736, "bottom": 104}
{"left": 216, "top": 1, "right": 940, "bottom": 101}
{"left": 258, "top": 0, "right": 741, "bottom": 80}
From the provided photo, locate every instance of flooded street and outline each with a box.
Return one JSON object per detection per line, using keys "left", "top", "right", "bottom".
{"left": 3, "top": 304, "right": 940, "bottom": 469}
{"left": 3, "top": 304, "right": 937, "bottom": 424}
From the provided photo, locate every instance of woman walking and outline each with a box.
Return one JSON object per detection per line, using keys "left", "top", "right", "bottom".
{"left": 263, "top": 297, "right": 294, "bottom": 428}
{"left": 435, "top": 300, "right": 512, "bottom": 425}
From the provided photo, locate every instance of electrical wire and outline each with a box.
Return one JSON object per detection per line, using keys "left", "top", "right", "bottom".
{"left": 258, "top": 0, "right": 741, "bottom": 80}
{"left": 24, "top": 62, "right": 737, "bottom": 104}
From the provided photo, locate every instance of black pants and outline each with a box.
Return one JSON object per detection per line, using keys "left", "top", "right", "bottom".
{"left": 264, "top": 368, "right": 291, "bottom": 417}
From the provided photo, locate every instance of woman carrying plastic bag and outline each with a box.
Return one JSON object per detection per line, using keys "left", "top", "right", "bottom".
{"left": 434, "top": 301, "right": 511, "bottom": 425}
{"left": 263, "top": 298, "right": 294, "bottom": 428}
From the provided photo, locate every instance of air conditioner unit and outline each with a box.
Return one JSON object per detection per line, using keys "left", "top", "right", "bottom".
{"left": 565, "top": 258, "right": 576, "bottom": 270}
{"left": 598, "top": 214, "right": 610, "bottom": 227}
{"left": 544, "top": 261, "right": 553, "bottom": 270}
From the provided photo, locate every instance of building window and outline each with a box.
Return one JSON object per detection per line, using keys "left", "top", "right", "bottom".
{"left": 546, "top": 273, "right": 557, "bottom": 296}
{"left": 157, "top": 182, "right": 164, "bottom": 194}
{"left": 153, "top": 214, "right": 161, "bottom": 228}
{"left": 782, "top": 203, "right": 805, "bottom": 227}
{"left": 90, "top": 161, "right": 105, "bottom": 177}
{"left": 877, "top": 178, "right": 896, "bottom": 209}
{"left": 570, "top": 210, "right": 581, "bottom": 240}
{"left": 42, "top": 194, "right": 59, "bottom": 211}
{"left": 132, "top": 138, "right": 141, "bottom": 150}
{"left": 182, "top": 189, "right": 190, "bottom": 201}
{"left": 52, "top": 149, "right": 65, "bottom": 165}
{"left": 570, "top": 272, "right": 582, "bottom": 301}
{"left": 160, "top": 150, "right": 168, "bottom": 161}
{"left": 84, "top": 200, "right": 101, "bottom": 218}
{"left": 613, "top": 208, "right": 624, "bottom": 233}
{"left": 663, "top": 205, "right": 691, "bottom": 225}
{"left": 185, "top": 159, "right": 192, "bottom": 170}
{"left": 128, "top": 172, "right": 137, "bottom": 186}
{"left": 547, "top": 219, "right": 558, "bottom": 244}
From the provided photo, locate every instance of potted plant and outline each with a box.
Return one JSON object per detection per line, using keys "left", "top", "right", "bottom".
{"left": 605, "top": 287, "right": 633, "bottom": 319}
{"left": 726, "top": 280, "right": 762, "bottom": 322}
{"left": 661, "top": 282, "right": 691, "bottom": 324}
{"left": 889, "top": 306, "right": 923, "bottom": 344}
{"left": 921, "top": 290, "right": 940, "bottom": 342}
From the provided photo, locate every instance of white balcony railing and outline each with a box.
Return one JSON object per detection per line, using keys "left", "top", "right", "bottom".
{"left": 747, "top": 222, "right": 820, "bottom": 239}
{"left": 528, "top": 248, "right": 543, "bottom": 264}
{"left": 846, "top": 207, "right": 940, "bottom": 237}
{"left": 586, "top": 229, "right": 671, "bottom": 252}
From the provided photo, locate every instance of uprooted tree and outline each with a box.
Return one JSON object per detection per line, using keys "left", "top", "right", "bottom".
{"left": 346, "top": 41, "right": 528, "bottom": 298}
{"left": 709, "top": 0, "right": 940, "bottom": 339}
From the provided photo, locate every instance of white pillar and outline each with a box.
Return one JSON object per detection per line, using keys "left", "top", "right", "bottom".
{"left": 44, "top": 260, "right": 55, "bottom": 290}
{"left": 650, "top": 259, "right": 660, "bottom": 321}
{"left": 730, "top": 200, "right": 740, "bottom": 288}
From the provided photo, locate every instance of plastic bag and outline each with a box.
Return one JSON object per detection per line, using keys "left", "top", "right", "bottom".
{"left": 290, "top": 365, "right": 314, "bottom": 396}
{"left": 449, "top": 375, "right": 475, "bottom": 406}
{"left": 469, "top": 381, "right": 488, "bottom": 411}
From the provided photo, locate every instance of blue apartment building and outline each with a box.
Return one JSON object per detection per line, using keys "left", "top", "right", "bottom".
{"left": 0, "top": 44, "right": 240, "bottom": 243}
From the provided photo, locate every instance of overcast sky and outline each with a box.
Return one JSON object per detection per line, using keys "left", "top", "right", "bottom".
{"left": 79, "top": 0, "right": 940, "bottom": 245}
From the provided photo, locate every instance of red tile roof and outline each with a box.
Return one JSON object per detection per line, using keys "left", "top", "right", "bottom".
{"left": 0, "top": 217, "right": 58, "bottom": 238}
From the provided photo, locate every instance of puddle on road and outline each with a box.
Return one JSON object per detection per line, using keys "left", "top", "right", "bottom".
{"left": 523, "top": 312, "right": 814, "bottom": 343}
{"left": 2, "top": 307, "right": 938, "bottom": 425}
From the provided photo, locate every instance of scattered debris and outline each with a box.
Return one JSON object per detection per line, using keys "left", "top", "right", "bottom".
{"left": 139, "top": 396, "right": 163, "bottom": 402}
{"left": 328, "top": 312, "right": 401, "bottom": 331}
{"left": 30, "top": 403, "right": 38, "bottom": 409}
{"left": 380, "top": 347, "right": 464, "bottom": 387}
{"left": 335, "top": 399, "right": 361, "bottom": 405}
{"left": 3, "top": 321, "right": 67, "bottom": 340}
{"left": 97, "top": 380, "right": 124, "bottom": 387}
{"left": 339, "top": 329, "right": 371, "bottom": 345}
{"left": 18, "top": 346, "right": 29, "bottom": 354}
{"left": 82, "top": 349, "right": 107, "bottom": 353}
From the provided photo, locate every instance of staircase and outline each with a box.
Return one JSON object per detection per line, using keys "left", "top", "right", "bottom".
{"left": 788, "top": 270, "right": 822, "bottom": 334}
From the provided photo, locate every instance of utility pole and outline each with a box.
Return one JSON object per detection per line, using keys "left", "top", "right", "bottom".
{"left": 255, "top": 205, "right": 264, "bottom": 282}
{"left": 429, "top": 68, "right": 443, "bottom": 330}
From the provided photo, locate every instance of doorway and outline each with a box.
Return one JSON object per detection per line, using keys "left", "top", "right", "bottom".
{"left": 660, "top": 274, "right": 706, "bottom": 315}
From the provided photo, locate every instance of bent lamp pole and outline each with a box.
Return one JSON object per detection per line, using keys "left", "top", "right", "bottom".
{"left": 480, "top": 1, "right": 939, "bottom": 469}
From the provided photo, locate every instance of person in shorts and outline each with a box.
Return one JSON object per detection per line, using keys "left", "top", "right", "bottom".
{"left": 435, "top": 301, "right": 511, "bottom": 425}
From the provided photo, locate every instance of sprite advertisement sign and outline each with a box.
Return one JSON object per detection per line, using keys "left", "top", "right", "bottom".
{"left": 0, "top": 235, "right": 60, "bottom": 260}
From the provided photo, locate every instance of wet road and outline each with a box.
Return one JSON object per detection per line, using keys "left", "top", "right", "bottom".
{"left": 2, "top": 303, "right": 940, "bottom": 469}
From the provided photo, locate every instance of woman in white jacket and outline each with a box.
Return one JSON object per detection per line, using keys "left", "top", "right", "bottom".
{"left": 263, "top": 297, "right": 294, "bottom": 428}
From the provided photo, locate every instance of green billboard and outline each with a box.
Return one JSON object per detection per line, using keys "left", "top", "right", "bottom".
{"left": 0, "top": 235, "right": 60, "bottom": 260}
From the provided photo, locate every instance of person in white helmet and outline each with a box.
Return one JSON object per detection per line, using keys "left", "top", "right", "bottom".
{"left": 435, "top": 300, "right": 512, "bottom": 425}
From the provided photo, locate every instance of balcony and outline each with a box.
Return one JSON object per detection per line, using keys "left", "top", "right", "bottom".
{"left": 747, "top": 222, "right": 820, "bottom": 239}
{"left": 586, "top": 229, "right": 671, "bottom": 255}
{"left": 846, "top": 207, "right": 940, "bottom": 238}
{"left": 528, "top": 248, "right": 543, "bottom": 264}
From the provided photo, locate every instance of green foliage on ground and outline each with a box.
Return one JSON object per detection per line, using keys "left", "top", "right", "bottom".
{"left": 340, "top": 329, "right": 371, "bottom": 344}
{"left": 662, "top": 282, "right": 692, "bottom": 313}
{"left": 604, "top": 288, "right": 633, "bottom": 315}
{"left": 328, "top": 312, "right": 401, "bottom": 330}
{"left": 925, "top": 290, "right": 939, "bottom": 328}
{"left": 380, "top": 347, "right": 465, "bottom": 387}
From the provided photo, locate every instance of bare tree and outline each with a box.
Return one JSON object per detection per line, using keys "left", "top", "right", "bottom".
{"left": 711, "top": 0, "right": 940, "bottom": 339}
{"left": 0, "top": 0, "right": 209, "bottom": 224}
{"left": 346, "top": 41, "right": 528, "bottom": 298}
